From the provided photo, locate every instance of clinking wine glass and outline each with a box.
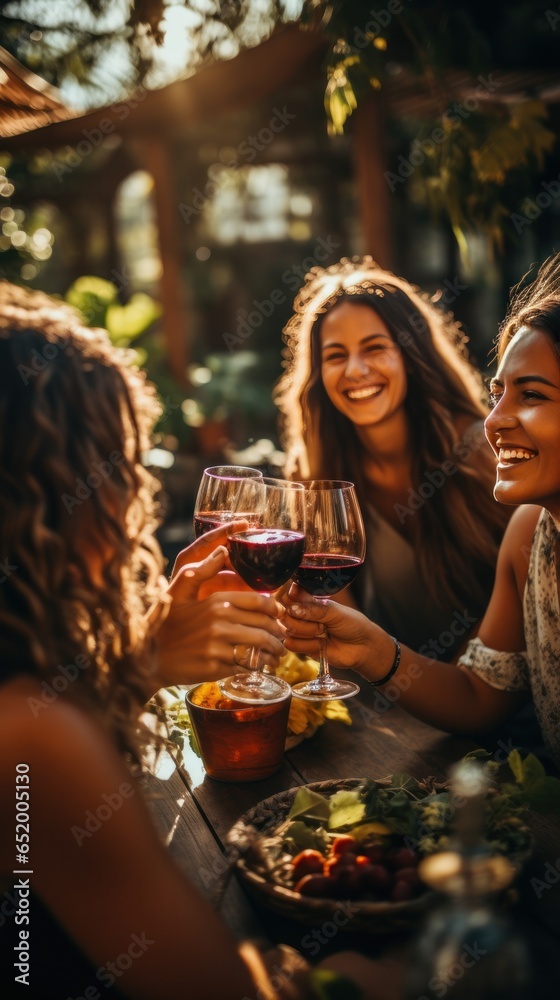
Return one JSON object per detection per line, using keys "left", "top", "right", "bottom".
{"left": 218, "top": 478, "right": 306, "bottom": 704}
{"left": 193, "top": 465, "right": 263, "bottom": 537}
{"left": 290, "top": 480, "right": 366, "bottom": 702}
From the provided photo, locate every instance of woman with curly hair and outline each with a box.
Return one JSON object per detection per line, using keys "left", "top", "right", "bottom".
{"left": 0, "top": 282, "right": 340, "bottom": 1000}
{"left": 282, "top": 254, "right": 560, "bottom": 772}
{"left": 276, "top": 257, "right": 510, "bottom": 658}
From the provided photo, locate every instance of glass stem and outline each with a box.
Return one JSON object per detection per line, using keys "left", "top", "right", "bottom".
{"left": 248, "top": 645, "right": 262, "bottom": 674}
{"left": 316, "top": 600, "right": 330, "bottom": 684}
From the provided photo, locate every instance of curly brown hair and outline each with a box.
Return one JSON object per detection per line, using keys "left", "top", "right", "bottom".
{"left": 0, "top": 281, "right": 166, "bottom": 762}
{"left": 275, "top": 258, "right": 509, "bottom": 614}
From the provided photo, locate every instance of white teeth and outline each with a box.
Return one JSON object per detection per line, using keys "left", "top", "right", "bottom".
{"left": 346, "top": 386, "right": 382, "bottom": 400}
{"left": 499, "top": 448, "right": 535, "bottom": 461}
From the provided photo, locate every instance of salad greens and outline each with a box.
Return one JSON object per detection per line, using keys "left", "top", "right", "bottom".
{"left": 282, "top": 750, "right": 560, "bottom": 858}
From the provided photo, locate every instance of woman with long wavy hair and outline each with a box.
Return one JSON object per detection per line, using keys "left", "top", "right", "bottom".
{"left": 281, "top": 253, "right": 560, "bottom": 773}
{"left": 275, "top": 257, "right": 509, "bottom": 659}
{"left": 0, "top": 282, "right": 348, "bottom": 1000}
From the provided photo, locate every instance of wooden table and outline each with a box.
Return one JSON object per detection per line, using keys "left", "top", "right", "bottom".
{"left": 145, "top": 676, "right": 560, "bottom": 996}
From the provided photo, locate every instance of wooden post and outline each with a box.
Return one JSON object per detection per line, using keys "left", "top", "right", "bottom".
{"left": 352, "top": 92, "right": 394, "bottom": 269}
{"left": 139, "top": 138, "right": 189, "bottom": 385}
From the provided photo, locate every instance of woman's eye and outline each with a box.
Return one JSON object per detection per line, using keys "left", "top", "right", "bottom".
{"left": 488, "top": 392, "right": 501, "bottom": 408}
{"left": 523, "top": 390, "right": 546, "bottom": 401}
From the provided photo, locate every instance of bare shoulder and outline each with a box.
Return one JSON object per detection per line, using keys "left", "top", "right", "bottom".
{"left": 499, "top": 504, "right": 542, "bottom": 594}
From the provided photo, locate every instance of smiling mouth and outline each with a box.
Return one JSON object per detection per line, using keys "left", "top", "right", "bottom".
{"left": 497, "top": 447, "right": 538, "bottom": 466}
{"left": 345, "top": 385, "right": 384, "bottom": 401}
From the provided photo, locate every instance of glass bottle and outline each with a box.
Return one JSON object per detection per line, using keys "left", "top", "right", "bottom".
{"left": 404, "top": 760, "right": 531, "bottom": 1000}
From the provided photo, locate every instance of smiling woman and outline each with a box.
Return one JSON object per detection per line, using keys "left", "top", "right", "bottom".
{"left": 281, "top": 253, "right": 560, "bottom": 773}
{"left": 487, "top": 328, "right": 560, "bottom": 512}
{"left": 276, "top": 257, "right": 510, "bottom": 659}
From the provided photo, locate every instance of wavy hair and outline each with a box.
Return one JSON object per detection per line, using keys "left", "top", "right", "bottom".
{"left": 498, "top": 253, "right": 560, "bottom": 361}
{"left": 275, "top": 258, "right": 509, "bottom": 612}
{"left": 0, "top": 282, "right": 166, "bottom": 764}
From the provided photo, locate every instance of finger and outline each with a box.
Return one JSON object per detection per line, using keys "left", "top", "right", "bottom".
{"left": 207, "top": 591, "right": 285, "bottom": 619}
{"left": 283, "top": 635, "right": 321, "bottom": 656}
{"left": 286, "top": 599, "right": 330, "bottom": 622}
{"left": 168, "top": 548, "right": 228, "bottom": 602}
{"left": 197, "top": 569, "right": 254, "bottom": 600}
{"left": 171, "top": 520, "right": 249, "bottom": 577}
{"left": 282, "top": 614, "right": 324, "bottom": 638}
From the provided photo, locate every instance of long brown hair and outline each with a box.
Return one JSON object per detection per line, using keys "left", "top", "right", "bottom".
{"left": 498, "top": 253, "right": 560, "bottom": 361}
{"left": 0, "top": 282, "right": 166, "bottom": 763}
{"left": 275, "top": 258, "right": 508, "bottom": 612}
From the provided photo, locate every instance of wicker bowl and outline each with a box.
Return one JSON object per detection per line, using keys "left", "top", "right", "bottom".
{"left": 225, "top": 778, "right": 435, "bottom": 933}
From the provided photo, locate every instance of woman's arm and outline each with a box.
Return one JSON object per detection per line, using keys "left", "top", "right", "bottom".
{"left": 0, "top": 681, "right": 254, "bottom": 1000}
{"left": 282, "top": 506, "right": 541, "bottom": 736}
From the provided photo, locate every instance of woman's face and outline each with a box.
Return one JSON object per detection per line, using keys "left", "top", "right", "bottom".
{"left": 319, "top": 301, "right": 408, "bottom": 429}
{"left": 485, "top": 326, "right": 560, "bottom": 516}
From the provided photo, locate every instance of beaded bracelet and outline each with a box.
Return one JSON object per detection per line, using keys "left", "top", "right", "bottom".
{"left": 369, "top": 635, "right": 401, "bottom": 687}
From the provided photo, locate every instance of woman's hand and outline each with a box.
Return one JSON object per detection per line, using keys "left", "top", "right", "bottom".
{"left": 170, "top": 520, "right": 250, "bottom": 583}
{"left": 154, "top": 546, "right": 286, "bottom": 691}
{"left": 281, "top": 585, "right": 394, "bottom": 678}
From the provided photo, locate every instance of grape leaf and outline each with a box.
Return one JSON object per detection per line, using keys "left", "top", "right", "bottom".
{"left": 328, "top": 790, "right": 366, "bottom": 830}
{"left": 288, "top": 787, "right": 330, "bottom": 823}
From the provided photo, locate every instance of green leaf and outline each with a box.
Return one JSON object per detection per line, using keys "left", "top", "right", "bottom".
{"left": 508, "top": 749, "right": 524, "bottom": 784}
{"left": 520, "top": 753, "right": 546, "bottom": 790}
{"left": 288, "top": 787, "right": 330, "bottom": 823}
{"left": 308, "top": 968, "right": 363, "bottom": 1000}
{"left": 523, "top": 777, "right": 560, "bottom": 813}
{"left": 328, "top": 790, "right": 366, "bottom": 830}
{"left": 284, "top": 821, "right": 328, "bottom": 853}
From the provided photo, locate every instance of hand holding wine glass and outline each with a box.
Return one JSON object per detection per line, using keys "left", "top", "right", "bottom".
{"left": 290, "top": 480, "right": 366, "bottom": 701}
{"left": 218, "top": 478, "right": 305, "bottom": 704}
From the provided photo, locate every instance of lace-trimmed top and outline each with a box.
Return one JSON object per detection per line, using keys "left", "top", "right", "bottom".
{"left": 459, "top": 508, "right": 560, "bottom": 767}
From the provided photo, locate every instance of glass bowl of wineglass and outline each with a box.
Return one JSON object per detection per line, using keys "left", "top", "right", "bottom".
{"left": 193, "top": 465, "right": 263, "bottom": 537}
{"left": 290, "top": 480, "right": 366, "bottom": 702}
{"left": 219, "top": 478, "right": 305, "bottom": 704}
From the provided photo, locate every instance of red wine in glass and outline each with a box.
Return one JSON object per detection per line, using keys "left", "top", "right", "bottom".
{"left": 218, "top": 479, "right": 306, "bottom": 705}
{"left": 192, "top": 466, "right": 263, "bottom": 538}
{"left": 294, "top": 554, "right": 364, "bottom": 597}
{"left": 290, "top": 481, "right": 366, "bottom": 703}
{"left": 229, "top": 530, "right": 305, "bottom": 592}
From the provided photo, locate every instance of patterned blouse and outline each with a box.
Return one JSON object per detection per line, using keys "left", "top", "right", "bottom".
{"left": 458, "top": 508, "right": 560, "bottom": 769}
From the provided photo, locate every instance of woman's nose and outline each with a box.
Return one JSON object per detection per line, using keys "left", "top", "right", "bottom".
{"left": 485, "top": 394, "right": 519, "bottom": 435}
{"left": 344, "top": 353, "right": 370, "bottom": 378}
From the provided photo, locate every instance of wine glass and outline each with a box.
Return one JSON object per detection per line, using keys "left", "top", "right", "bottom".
{"left": 290, "top": 480, "right": 366, "bottom": 702}
{"left": 193, "top": 465, "right": 263, "bottom": 537}
{"left": 218, "top": 478, "right": 306, "bottom": 704}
